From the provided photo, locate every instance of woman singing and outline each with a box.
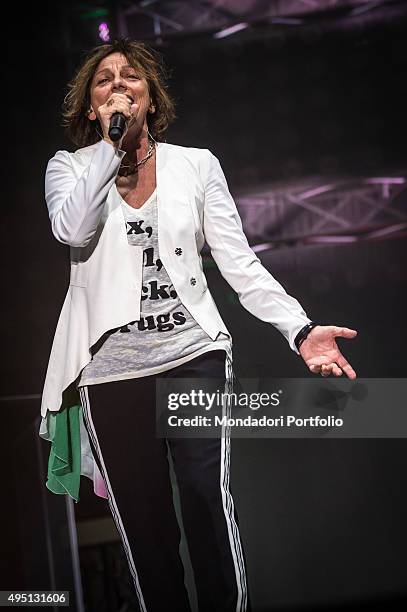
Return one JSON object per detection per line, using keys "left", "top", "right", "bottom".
{"left": 39, "top": 39, "right": 357, "bottom": 612}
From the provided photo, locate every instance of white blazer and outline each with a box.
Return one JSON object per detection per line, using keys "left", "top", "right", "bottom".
{"left": 40, "top": 139, "right": 311, "bottom": 419}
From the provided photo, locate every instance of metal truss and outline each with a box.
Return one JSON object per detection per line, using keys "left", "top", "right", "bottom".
{"left": 112, "top": 0, "right": 395, "bottom": 42}
{"left": 235, "top": 174, "right": 407, "bottom": 245}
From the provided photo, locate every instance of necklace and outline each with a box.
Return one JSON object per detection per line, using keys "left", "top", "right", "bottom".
{"left": 119, "top": 139, "right": 155, "bottom": 176}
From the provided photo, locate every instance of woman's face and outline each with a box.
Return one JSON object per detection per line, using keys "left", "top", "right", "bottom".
{"left": 88, "top": 51, "right": 151, "bottom": 135}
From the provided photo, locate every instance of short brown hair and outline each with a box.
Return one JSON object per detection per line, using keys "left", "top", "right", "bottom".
{"left": 62, "top": 38, "right": 176, "bottom": 148}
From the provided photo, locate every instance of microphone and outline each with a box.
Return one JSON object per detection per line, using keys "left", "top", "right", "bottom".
{"left": 108, "top": 112, "right": 127, "bottom": 142}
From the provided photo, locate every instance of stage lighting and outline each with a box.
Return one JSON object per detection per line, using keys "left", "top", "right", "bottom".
{"left": 98, "top": 22, "right": 110, "bottom": 42}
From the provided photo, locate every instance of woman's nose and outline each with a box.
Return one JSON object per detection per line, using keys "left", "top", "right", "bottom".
{"left": 111, "top": 74, "right": 126, "bottom": 90}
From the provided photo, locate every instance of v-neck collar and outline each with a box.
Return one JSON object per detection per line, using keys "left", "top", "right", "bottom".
{"left": 116, "top": 185, "right": 157, "bottom": 213}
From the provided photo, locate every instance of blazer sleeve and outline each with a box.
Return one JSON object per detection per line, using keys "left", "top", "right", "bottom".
{"left": 45, "top": 139, "right": 126, "bottom": 247}
{"left": 202, "top": 150, "right": 312, "bottom": 353}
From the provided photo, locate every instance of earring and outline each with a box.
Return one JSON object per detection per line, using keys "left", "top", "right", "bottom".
{"left": 149, "top": 104, "right": 156, "bottom": 114}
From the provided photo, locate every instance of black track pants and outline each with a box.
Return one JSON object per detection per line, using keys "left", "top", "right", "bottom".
{"left": 79, "top": 349, "right": 251, "bottom": 612}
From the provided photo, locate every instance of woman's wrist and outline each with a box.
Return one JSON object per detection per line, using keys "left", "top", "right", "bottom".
{"left": 294, "top": 322, "right": 319, "bottom": 352}
{"left": 103, "top": 135, "right": 122, "bottom": 149}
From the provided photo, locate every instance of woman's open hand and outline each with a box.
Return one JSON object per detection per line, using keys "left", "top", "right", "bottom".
{"left": 299, "top": 325, "right": 358, "bottom": 379}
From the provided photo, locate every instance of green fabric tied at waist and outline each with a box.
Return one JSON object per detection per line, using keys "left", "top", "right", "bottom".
{"left": 45, "top": 385, "right": 82, "bottom": 502}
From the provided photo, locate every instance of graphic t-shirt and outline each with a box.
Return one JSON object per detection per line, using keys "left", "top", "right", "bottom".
{"left": 78, "top": 186, "right": 230, "bottom": 386}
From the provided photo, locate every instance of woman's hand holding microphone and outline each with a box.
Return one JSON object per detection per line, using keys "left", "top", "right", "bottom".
{"left": 96, "top": 93, "right": 138, "bottom": 148}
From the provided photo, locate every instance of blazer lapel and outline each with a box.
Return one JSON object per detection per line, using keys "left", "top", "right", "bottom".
{"left": 156, "top": 142, "right": 197, "bottom": 292}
